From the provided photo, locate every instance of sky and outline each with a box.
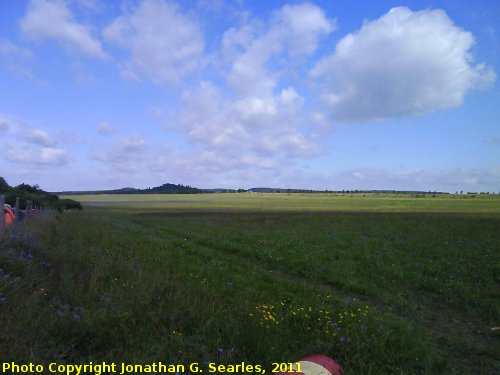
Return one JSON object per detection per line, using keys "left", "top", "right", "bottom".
{"left": 0, "top": 0, "right": 498, "bottom": 192}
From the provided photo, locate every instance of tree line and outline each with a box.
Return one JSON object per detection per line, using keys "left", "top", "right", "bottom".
{"left": 0, "top": 177, "right": 82, "bottom": 211}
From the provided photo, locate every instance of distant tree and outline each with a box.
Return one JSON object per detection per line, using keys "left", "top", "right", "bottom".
{"left": 0, "top": 176, "right": 10, "bottom": 192}
{"left": 0, "top": 180, "right": 80, "bottom": 211}
{"left": 14, "top": 183, "right": 42, "bottom": 194}
{"left": 56, "top": 199, "right": 82, "bottom": 211}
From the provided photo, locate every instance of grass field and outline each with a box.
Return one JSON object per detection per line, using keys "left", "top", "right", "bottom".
{"left": 1, "top": 194, "right": 499, "bottom": 374}
{"left": 61, "top": 192, "right": 500, "bottom": 213}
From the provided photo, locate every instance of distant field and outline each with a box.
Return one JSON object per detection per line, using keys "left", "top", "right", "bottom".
{"left": 2, "top": 193, "right": 499, "bottom": 374}
{"left": 61, "top": 192, "right": 500, "bottom": 214}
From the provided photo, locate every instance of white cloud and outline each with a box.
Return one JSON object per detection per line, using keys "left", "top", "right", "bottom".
{"left": 0, "top": 39, "right": 32, "bottom": 59}
{"left": 93, "top": 134, "right": 147, "bottom": 171}
{"left": 24, "top": 129, "right": 55, "bottom": 147}
{"left": 0, "top": 120, "right": 69, "bottom": 166}
{"left": 0, "top": 38, "right": 34, "bottom": 78}
{"left": 278, "top": 2, "right": 336, "bottom": 56}
{"left": 73, "top": 0, "right": 100, "bottom": 11}
{"left": 56, "top": 129, "right": 84, "bottom": 144}
{"left": 329, "top": 167, "right": 500, "bottom": 192}
{"left": 103, "top": 0, "right": 204, "bottom": 85}
{"left": 165, "top": 3, "right": 333, "bottom": 173}
{"left": 119, "top": 135, "right": 146, "bottom": 153}
{"left": 222, "top": 2, "right": 334, "bottom": 95}
{"left": 98, "top": 122, "right": 116, "bottom": 135}
{"left": 20, "top": 0, "right": 107, "bottom": 59}
{"left": 0, "top": 120, "right": 10, "bottom": 132}
{"left": 311, "top": 7, "right": 496, "bottom": 122}
{"left": 178, "top": 81, "right": 318, "bottom": 171}
{"left": 0, "top": 114, "right": 75, "bottom": 169}
{"left": 5, "top": 146, "right": 68, "bottom": 166}
{"left": 71, "top": 59, "right": 99, "bottom": 84}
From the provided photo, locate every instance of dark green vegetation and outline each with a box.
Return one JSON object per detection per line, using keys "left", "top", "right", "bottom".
{"left": 58, "top": 182, "right": 201, "bottom": 195}
{"left": 56, "top": 180, "right": 457, "bottom": 195}
{"left": 0, "top": 177, "right": 82, "bottom": 211}
{"left": 1, "top": 195, "right": 499, "bottom": 374}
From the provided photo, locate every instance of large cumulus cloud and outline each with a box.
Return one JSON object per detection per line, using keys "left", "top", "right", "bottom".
{"left": 311, "top": 7, "right": 495, "bottom": 123}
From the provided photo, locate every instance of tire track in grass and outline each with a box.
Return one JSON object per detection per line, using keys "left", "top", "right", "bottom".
{"left": 132, "top": 217, "right": 389, "bottom": 307}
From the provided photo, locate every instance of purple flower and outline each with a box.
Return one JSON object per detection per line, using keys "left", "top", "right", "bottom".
{"left": 340, "top": 336, "right": 345, "bottom": 343}
{"left": 360, "top": 323, "right": 367, "bottom": 331}
{"left": 0, "top": 295, "right": 6, "bottom": 302}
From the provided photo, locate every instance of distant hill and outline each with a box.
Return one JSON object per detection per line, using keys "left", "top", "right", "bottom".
{"left": 59, "top": 185, "right": 307, "bottom": 195}
{"left": 58, "top": 184, "right": 451, "bottom": 195}
{"left": 144, "top": 183, "right": 201, "bottom": 194}
{"left": 58, "top": 183, "right": 201, "bottom": 195}
{"left": 248, "top": 188, "right": 449, "bottom": 194}
{"left": 249, "top": 187, "right": 314, "bottom": 193}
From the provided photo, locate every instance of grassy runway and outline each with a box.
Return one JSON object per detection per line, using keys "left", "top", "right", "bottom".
{"left": 1, "top": 194, "right": 499, "bottom": 374}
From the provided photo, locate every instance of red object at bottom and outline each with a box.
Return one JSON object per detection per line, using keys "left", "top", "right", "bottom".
{"left": 277, "top": 354, "right": 342, "bottom": 375}
{"left": 3, "top": 205, "right": 15, "bottom": 227}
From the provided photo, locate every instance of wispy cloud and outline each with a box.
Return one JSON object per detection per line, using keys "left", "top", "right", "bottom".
{"left": 103, "top": 0, "right": 204, "bottom": 84}
{"left": 93, "top": 134, "right": 147, "bottom": 172}
{"left": 5, "top": 146, "right": 68, "bottom": 166}
{"left": 98, "top": 122, "right": 116, "bottom": 136}
{"left": 329, "top": 167, "right": 500, "bottom": 192}
{"left": 20, "top": 0, "right": 107, "bottom": 59}
{"left": 162, "top": 3, "right": 333, "bottom": 171}
{"left": 221, "top": 2, "right": 334, "bottom": 95}
{"left": 0, "top": 38, "right": 34, "bottom": 78}
{"left": 0, "top": 120, "right": 10, "bottom": 133}
{"left": 23, "top": 129, "right": 56, "bottom": 147}
{"left": 484, "top": 136, "right": 500, "bottom": 145}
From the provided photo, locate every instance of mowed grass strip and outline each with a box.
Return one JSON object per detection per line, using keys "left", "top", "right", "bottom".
{"left": 1, "top": 195, "right": 499, "bottom": 374}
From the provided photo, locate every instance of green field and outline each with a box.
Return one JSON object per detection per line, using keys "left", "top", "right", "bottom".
{"left": 1, "top": 194, "right": 499, "bottom": 374}
{"left": 61, "top": 192, "right": 500, "bottom": 213}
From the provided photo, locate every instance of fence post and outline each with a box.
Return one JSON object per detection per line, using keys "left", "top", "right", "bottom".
{"left": 0, "top": 194, "right": 4, "bottom": 228}
{"left": 26, "top": 200, "right": 31, "bottom": 222}
{"left": 15, "top": 197, "right": 19, "bottom": 222}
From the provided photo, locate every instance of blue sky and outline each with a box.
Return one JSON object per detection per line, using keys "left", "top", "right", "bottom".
{"left": 0, "top": 0, "right": 498, "bottom": 192}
